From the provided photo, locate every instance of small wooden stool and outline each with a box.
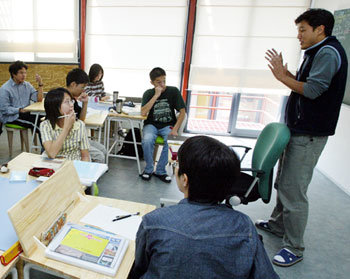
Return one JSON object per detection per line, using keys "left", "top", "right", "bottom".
{"left": 5, "top": 123, "right": 29, "bottom": 157}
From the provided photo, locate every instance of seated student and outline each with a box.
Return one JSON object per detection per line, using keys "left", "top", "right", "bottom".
{"left": 0, "top": 60, "right": 44, "bottom": 142}
{"left": 66, "top": 68, "right": 107, "bottom": 163}
{"left": 40, "top": 88, "right": 90, "bottom": 161}
{"left": 85, "top": 63, "right": 110, "bottom": 102}
{"left": 130, "top": 136, "right": 280, "bottom": 279}
{"left": 141, "top": 67, "right": 186, "bottom": 183}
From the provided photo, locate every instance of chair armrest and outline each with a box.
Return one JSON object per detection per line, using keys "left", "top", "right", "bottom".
{"left": 241, "top": 168, "right": 265, "bottom": 175}
{"left": 228, "top": 145, "right": 252, "bottom": 162}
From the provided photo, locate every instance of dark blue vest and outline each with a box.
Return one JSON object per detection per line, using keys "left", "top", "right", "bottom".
{"left": 285, "top": 36, "right": 348, "bottom": 136}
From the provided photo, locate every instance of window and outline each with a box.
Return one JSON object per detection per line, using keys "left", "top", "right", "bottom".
{"left": 85, "top": 0, "right": 188, "bottom": 96}
{"left": 187, "top": 0, "right": 310, "bottom": 136}
{"left": 0, "top": 0, "right": 79, "bottom": 63}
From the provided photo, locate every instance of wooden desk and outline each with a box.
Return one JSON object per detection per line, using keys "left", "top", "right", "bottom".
{"left": 106, "top": 109, "right": 146, "bottom": 174}
{"left": 7, "top": 160, "right": 155, "bottom": 279}
{"left": 24, "top": 102, "right": 108, "bottom": 152}
{"left": 0, "top": 251, "right": 18, "bottom": 279}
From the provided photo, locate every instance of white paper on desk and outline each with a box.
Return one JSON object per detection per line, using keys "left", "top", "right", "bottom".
{"left": 80, "top": 204, "right": 142, "bottom": 241}
{"left": 122, "top": 105, "right": 141, "bottom": 116}
{"left": 86, "top": 107, "right": 103, "bottom": 118}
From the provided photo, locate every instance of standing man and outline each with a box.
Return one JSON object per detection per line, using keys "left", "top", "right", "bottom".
{"left": 0, "top": 61, "right": 44, "bottom": 140}
{"left": 141, "top": 67, "right": 186, "bottom": 183}
{"left": 255, "top": 9, "right": 348, "bottom": 266}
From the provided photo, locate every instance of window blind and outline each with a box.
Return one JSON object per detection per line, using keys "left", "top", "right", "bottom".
{"left": 0, "top": 0, "right": 79, "bottom": 63}
{"left": 85, "top": 0, "right": 188, "bottom": 97}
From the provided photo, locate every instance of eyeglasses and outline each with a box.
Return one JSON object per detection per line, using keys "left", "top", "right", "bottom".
{"left": 62, "top": 99, "right": 75, "bottom": 105}
{"left": 173, "top": 161, "right": 179, "bottom": 169}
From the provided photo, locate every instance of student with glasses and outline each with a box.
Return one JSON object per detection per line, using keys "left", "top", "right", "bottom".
{"left": 40, "top": 88, "right": 90, "bottom": 161}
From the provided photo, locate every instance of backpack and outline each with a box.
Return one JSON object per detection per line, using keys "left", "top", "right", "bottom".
{"left": 117, "top": 128, "right": 143, "bottom": 159}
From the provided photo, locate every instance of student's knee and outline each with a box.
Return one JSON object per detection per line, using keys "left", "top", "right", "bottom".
{"left": 142, "top": 130, "right": 156, "bottom": 145}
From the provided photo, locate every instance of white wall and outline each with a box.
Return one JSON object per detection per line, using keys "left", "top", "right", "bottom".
{"left": 317, "top": 105, "right": 350, "bottom": 195}
{"left": 313, "top": 0, "right": 350, "bottom": 195}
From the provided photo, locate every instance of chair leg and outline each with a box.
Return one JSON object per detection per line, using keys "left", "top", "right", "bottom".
{"left": 153, "top": 144, "right": 159, "bottom": 162}
{"left": 6, "top": 129, "right": 13, "bottom": 157}
{"left": 20, "top": 130, "right": 25, "bottom": 151}
{"left": 21, "top": 129, "right": 29, "bottom": 152}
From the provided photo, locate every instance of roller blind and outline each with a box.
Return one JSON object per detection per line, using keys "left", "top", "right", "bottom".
{"left": 85, "top": 0, "right": 188, "bottom": 97}
{"left": 189, "top": 0, "right": 311, "bottom": 95}
{"left": 0, "top": 0, "right": 79, "bottom": 63}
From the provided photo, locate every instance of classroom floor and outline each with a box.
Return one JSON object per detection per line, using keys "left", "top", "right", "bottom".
{"left": 1, "top": 129, "right": 349, "bottom": 279}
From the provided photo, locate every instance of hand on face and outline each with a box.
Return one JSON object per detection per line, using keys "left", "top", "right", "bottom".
{"left": 78, "top": 92, "right": 89, "bottom": 103}
{"left": 154, "top": 86, "right": 163, "bottom": 98}
{"left": 63, "top": 112, "right": 76, "bottom": 130}
{"left": 265, "top": 48, "right": 288, "bottom": 81}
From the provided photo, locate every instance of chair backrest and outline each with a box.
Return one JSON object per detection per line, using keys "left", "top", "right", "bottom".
{"left": 252, "top": 122, "right": 291, "bottom": 202}
{"left": 177, "top": 112, "right": 187, "bottom": 136}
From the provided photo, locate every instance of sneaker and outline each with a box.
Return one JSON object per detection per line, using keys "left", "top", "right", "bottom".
{"left": 140, "top": 171, "right": 153, "bottom": 181}
{"left": 273, "top": 248, "right": 303, "bottom": 267}
{"left": 154, "top": 173, "right": 172, "bottom": 183}
{"left": 255, "top": 220, "right": 283, "bottom": 238}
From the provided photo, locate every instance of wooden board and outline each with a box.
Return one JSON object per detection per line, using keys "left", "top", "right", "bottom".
{"left": 8, "top": 161, "right": 83, "bottom": 256}
{"left": 7, "top": 160, "right": 156, "bottom": 279}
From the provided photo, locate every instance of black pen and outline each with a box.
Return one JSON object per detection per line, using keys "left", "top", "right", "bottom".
{"left": 112, "top": 212, "right": 140, "bottom": 222}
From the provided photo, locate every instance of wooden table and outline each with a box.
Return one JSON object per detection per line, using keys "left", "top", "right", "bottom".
{"left": 24, "top": 102, "right": 108, "bottom": 152}
{"left": 4, "top": 157, "right": 155, "bottom": 279}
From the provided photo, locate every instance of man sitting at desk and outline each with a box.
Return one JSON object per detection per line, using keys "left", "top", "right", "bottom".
{"left": 0, "top": 60, "right": 44, "bottom": 142}
{"left": 66, "top": 68, "right": 106, "bottom": 163}
{"left": 130, "top": 136, "right": 279, "bottom": 279}
{"left": 140, "top": 67, "right": 186, "bottom": 183}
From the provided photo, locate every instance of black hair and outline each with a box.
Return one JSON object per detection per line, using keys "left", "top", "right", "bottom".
{"left": 295, "top": 8, "right": 334, "bottom": 37}
{"left": 66, "top": 68, "right": 89, "bottom": 87}
{"left": 9, "top": 61, "right": 28, "bottom": 78}
{"left": 177, "top": 136, "right": 240, "bottom": 203}
{"left": 44, "top": 87, "right": 73, "bottom": 129}
{"left": 88, "top": 63, "right": 104, "bottom": 83}
{"left": 149, "top": 67, "right": 166, "bottom": 81}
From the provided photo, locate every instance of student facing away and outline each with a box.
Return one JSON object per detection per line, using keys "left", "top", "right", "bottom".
{"left": 65, "top": 68, "right": 107, "bottom": 163}
{"left": 129, "top": 136, "right": 280, "bottom": 279}
{"left": 40, "top": 88, "right": 90, "bottom": 161}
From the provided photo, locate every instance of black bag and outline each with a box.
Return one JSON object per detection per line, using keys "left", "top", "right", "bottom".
{"left": 117, "top": 128, "right": 143, "bottom": 159}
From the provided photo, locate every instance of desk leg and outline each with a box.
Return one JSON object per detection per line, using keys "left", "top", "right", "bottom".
{"left": 106, "top": 118, "right": 111, "bottom": 164}
{"left": 16, "top": 258, "right": 23, "bottom": 279}
{"left": 129, "top": 119, "right": 141, "bottom": 175}
{"left": 29, "top": 113, "right": 39, "bottom": 153}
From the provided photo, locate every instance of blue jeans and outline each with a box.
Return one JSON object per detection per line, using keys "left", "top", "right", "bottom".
{"left": 142, "top": 124, "right": 171, "bottom": 175}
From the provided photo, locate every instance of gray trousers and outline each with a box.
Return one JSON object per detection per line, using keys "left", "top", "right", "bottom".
{"left": 89, "top": 140, "right": 107, "bottom": 163}
{"left": 268, "top": 135, "right": 328, "bottom": 256}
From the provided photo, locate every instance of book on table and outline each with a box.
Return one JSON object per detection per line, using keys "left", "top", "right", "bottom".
{"left": 45, "top": 222, "right": 129, "bottom": 276}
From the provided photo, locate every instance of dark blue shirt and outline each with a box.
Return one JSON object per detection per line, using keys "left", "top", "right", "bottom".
{"left": 130, "top": 199, "right": 279, "bottom": 279}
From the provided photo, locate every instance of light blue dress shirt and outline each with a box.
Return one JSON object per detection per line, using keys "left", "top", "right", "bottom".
{"left": 0, "top": 78, "right": 38, "bottom": 123}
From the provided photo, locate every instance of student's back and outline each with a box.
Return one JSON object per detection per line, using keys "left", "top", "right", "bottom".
{"left": 131, "top": 136, "right": 279, "bottom": 279}
{"left": 132, "top": 198, "right": 277, "bottom": 279}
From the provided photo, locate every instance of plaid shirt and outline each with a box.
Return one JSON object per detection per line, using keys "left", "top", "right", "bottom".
{"left": 40, "top": 119, "right": 90, "bottom": 160}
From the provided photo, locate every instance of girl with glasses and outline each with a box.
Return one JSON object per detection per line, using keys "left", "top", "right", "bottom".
{"left": 40, "top": 87, "right": 90, "bottom": 161}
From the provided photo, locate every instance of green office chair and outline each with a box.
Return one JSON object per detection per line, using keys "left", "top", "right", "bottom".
{"left": 226, "top": 122, "right": 291, "bottom": 206}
